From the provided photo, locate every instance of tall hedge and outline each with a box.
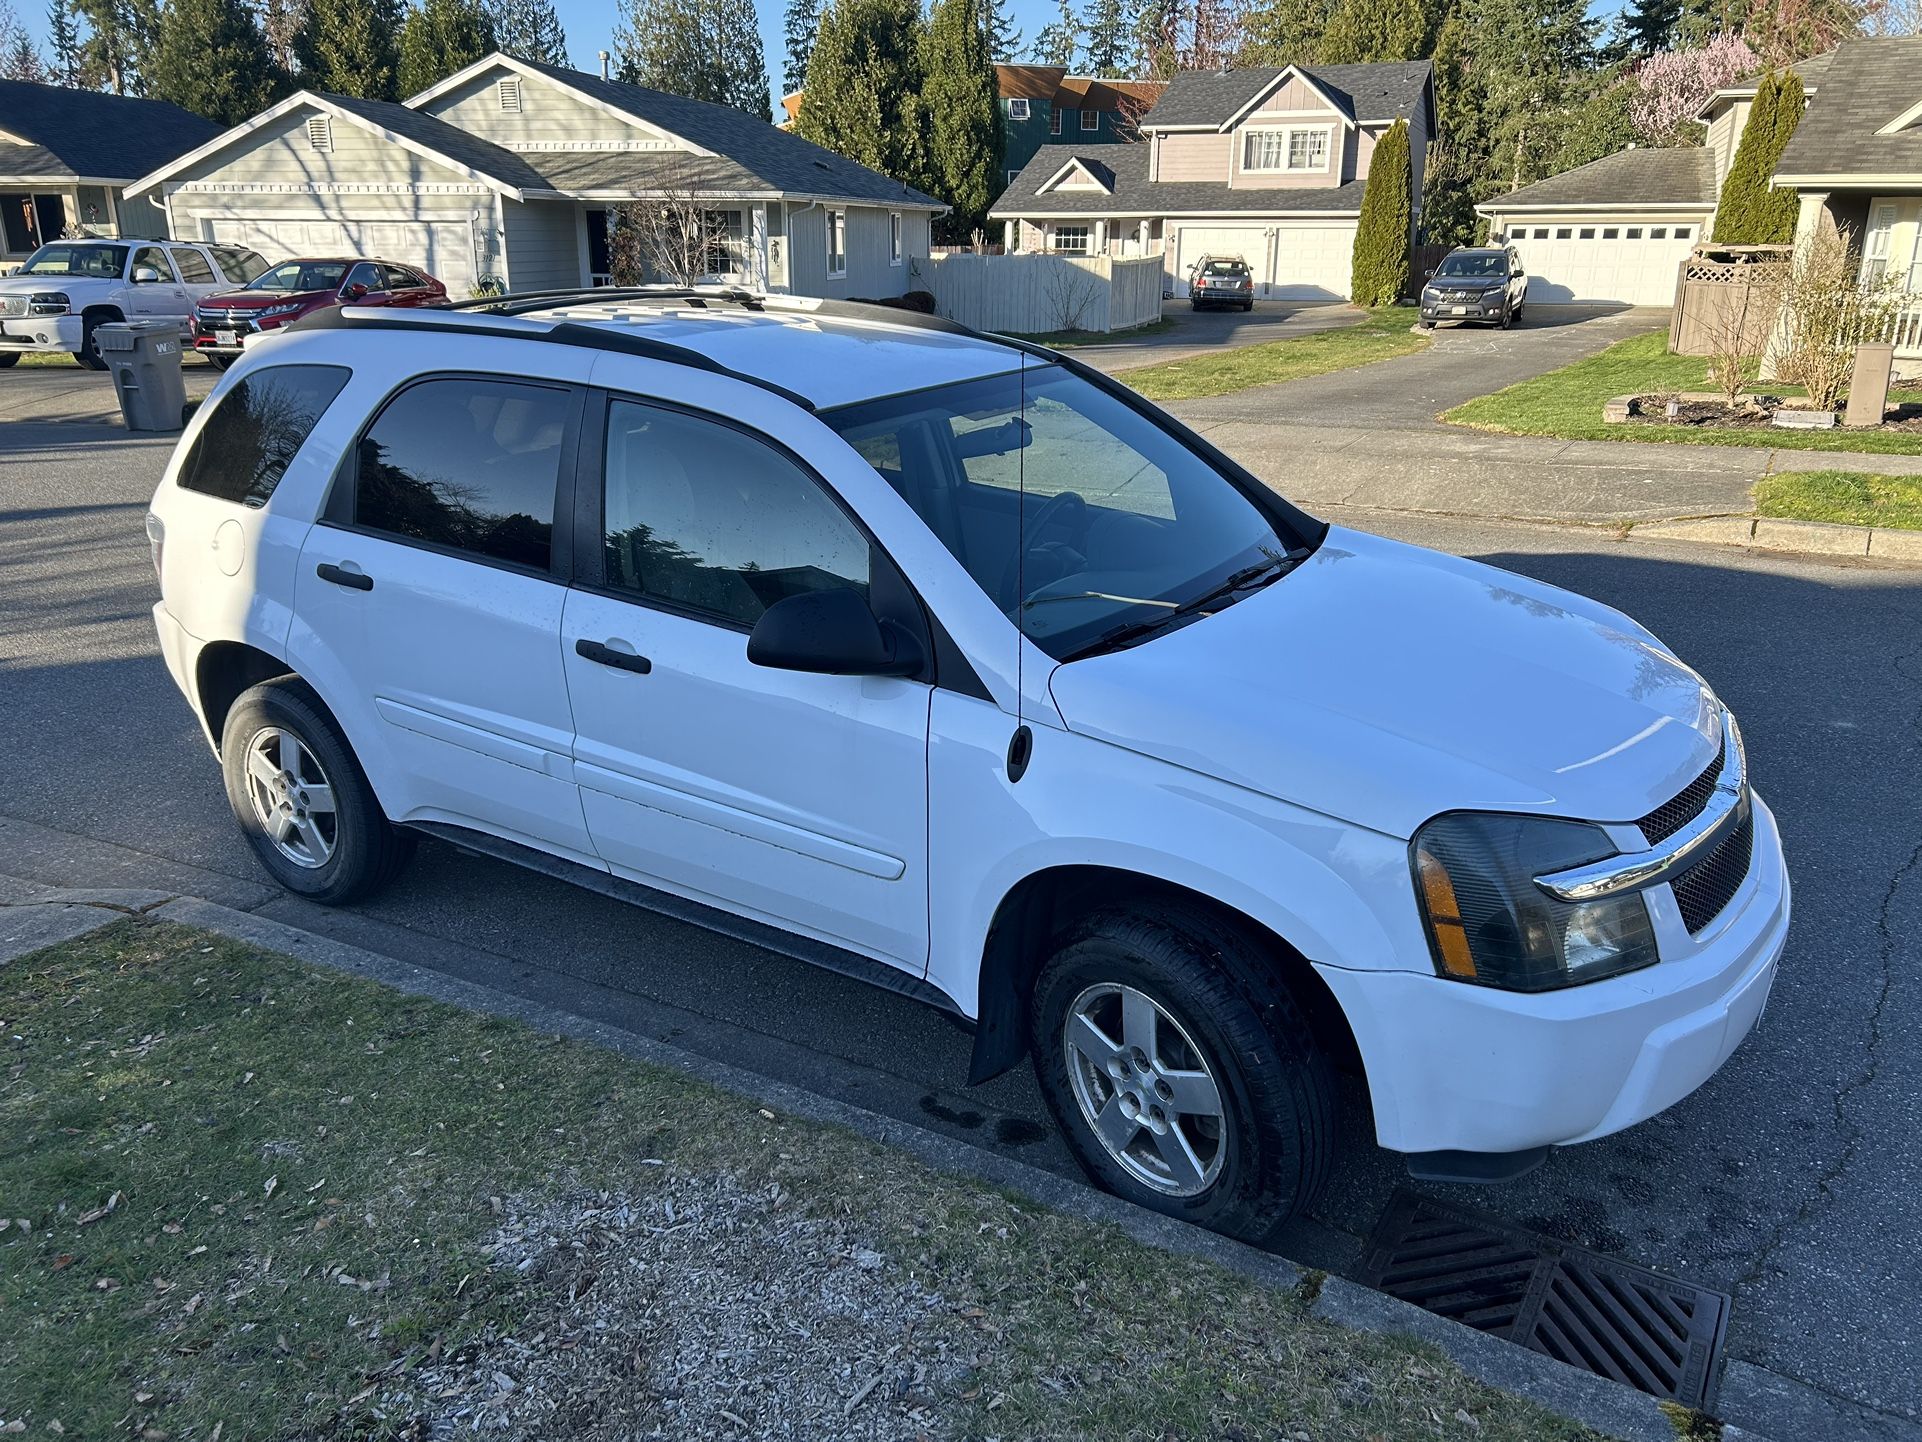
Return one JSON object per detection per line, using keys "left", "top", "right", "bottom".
{"left": 1350, "top": 117, "right": 1411, "bottom": 306}
{"left": 1713, "top": 69, "right": 1805, "bottom": 245}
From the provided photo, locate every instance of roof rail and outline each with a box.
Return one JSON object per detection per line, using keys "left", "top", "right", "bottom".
{"left": 449, "top": 284, "right": 769, "bottom": 316}
{"left": 278, "top": 302, "right": 817, "bottom": 411}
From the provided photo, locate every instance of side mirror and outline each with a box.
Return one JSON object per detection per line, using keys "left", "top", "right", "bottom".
{"left": 1423, "top": 267, "right": 1435, "bottom": 279}
{"left": 342, "top": 282, "right": 369, "bottom": 301}
{"left": 132, "top": 265, "right": 161, "bottom": 283}
{"left": 746, "top": 588, "right": 924, "bottom": 677}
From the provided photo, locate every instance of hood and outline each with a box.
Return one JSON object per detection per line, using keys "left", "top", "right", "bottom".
{"left": 1046, "top": 526, "right": 1721, "bottom": 839}
{"left": 0, "top": 272, "right": 106, "bottom": 293}
{"left": 198, "top": 288, "right": 333, "bottom": 311}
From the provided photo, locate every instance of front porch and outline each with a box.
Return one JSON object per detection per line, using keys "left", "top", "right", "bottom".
{"left": 1, "top": 183, "right": 145, "bottom": 265}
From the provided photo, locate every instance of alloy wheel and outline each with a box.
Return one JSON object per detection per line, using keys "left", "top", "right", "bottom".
{"left": 1063, "top": 982, "right": 1227, "bottom": 1196}
{"left": 242, "top": 726, "right": 337, "bottom": 868}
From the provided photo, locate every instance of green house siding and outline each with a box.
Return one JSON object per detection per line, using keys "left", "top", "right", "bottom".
{"left": 1000, "top": 99, "right": 1123, "bottom": 181}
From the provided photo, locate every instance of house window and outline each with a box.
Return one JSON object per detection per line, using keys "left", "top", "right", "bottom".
{"left": 1051, "top": 109, "right": 1062, "bottom": 135}
{"left": 1864, "top": 204, "right": 1897, "bottom": 284}
{"left": 1241, "top": 127, "right": 1327, "bottom": 173}
{"left": 498, "top": 77, "right": 522, "bottom": 113}
{"left": 1008, "top": 169, "right": 1020, "bottom": 184}
{"left": 305, "top": 115, "right": 332, "bottom": 152}
{"left": 1009, "top": 98, "right": 1029, "bottom": 120}
{"left": 826, "top": 208, "right": 846, "bottom": 276}
{"left": 702, "top": 209, "right": 743, "bottom": 276}
{"left": 890, "top": 211, "right": 903, "bottom": 264}
{"left": 1081, "top": 109, "right": 1099, "bottom": 131}
{"left": 1051, "top": 225, "right": 1090, "bottom": 253}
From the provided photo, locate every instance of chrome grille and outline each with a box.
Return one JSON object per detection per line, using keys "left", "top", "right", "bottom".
{"left": 1637, "top": 737, "right": 1726, "bottom": 844}
{"left": 1672, "top": 808, "right": 1754, "bottom": 933}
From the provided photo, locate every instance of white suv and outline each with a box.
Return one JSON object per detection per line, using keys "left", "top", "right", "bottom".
{"left": 0, "top": 237, "right": 266, "bottom": 368}
{"left": 146, "top": 291, "right": 1789, "bottom": 1240}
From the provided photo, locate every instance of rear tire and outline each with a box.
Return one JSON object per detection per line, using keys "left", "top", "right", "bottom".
{"left": 1029, "top": 907, "right": 1335, "bottom": 1245}
{"left": 220, "top": 676, "right": 414, "bottom": 905}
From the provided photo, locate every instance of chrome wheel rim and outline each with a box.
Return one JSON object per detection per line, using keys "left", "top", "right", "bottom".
{"left": 1064, "top": 983, "right": 1226, "bottom": 1197}
{"left": 243, "top": 726, "right": 337, "bottom": 869}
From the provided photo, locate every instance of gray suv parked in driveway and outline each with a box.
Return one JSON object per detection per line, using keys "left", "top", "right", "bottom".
{"left": 1419, "top": 245, "right": 1527, "bottom": 329}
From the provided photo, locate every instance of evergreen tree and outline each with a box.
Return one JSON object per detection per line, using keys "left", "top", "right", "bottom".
{"left": 145, "top": 0, "right": 278, "bottom": 121}
{"left": 1029, "top": 0, "right": 1076, "bottom": 63}
{"left": 1238, "top": 0, "right": 1334, "bottom": 66}
{"left": 782, "top": 0, "right": 817, "bottom": 92}
{"left": 1080, "top": 0, "right": 1126, "bottom": 70}
{"left": 1419, "top": 11, "right": 1480, "bottom": 245}
{"left": 1319, "top": 0, "right": 1431, "bottom": 63}
{"left": 70, "top": 0, "right": 157, "bottom": 93}
{"left": 3, "top": 32, "right": 43, "bottom": 79}
{"left": 985, "top": 0, "right": 1020, "bottom": 60}
{"left": 1620, "top": 0, "right": 1683, "bottom": 53}
{"left": 796, "top": 0, "right": 925, "bottom": 183}
{"left": 490, "top": 0, "right": 565, "bottom": 62}
{"left": 615, "top": 0, "right": 769, "bottom": 118}
{"left": 397, "top": 0, "right": 494, "bottom": 96}
{"left": 47, "top": 0, "right": 81, "bottom": 82}
{"left": 1714, "top": 68, "right": 1804, "bottom": 242}
{"left": 1350, "top": 116, "right": 1410, "bottom": 304}
{"left": 296, "top": 0, "right": 401, "bottom": 97}
{"left": 922, "top": 0, "right": 1000, "bottom": 238}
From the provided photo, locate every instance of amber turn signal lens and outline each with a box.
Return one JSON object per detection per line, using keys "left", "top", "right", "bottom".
{"left": 1416, "top": 847, "right": 1479, "bottom": 979}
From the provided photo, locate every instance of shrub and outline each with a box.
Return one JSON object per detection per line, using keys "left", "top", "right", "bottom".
{"left": 1350, "top": 119, "right": 1412, "bottom": 307}
{"left": 1713, "top": 70, "right": 1804, "bottom": 246}
{"left": 1773, "top": 224, "right": 1906, "bottom": 412}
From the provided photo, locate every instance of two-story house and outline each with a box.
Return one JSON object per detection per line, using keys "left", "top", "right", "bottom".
{"left": 125, "top": 53, "right": 945, "bottom": 301}
{"left": 991, "top": 62, "right": 1433, "bottom": 300}
{"left": 997, "top": 66, "right": 1165, "bottom": 187}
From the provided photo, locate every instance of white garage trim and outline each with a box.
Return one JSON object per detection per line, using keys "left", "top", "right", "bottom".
{"left": 1484, "top": 210, "right": 1712, "bottom": 307}
{"left": 190, "top": 213, "right": 482, "bottom": 296}
{"left": 1169, "top": 219, "right": 1356, "bottom": 301}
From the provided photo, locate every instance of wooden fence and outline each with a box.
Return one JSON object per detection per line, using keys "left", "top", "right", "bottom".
{"left": 1668, "top": 246, "right": 1791, "bottom": 357}
{"left": 916, "top": 253, "right": 1164, "bottom": 334}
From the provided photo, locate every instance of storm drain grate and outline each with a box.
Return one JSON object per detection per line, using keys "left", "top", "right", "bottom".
{"left": 1358, "top": 1189, "right": 1731, "bottom": 1410}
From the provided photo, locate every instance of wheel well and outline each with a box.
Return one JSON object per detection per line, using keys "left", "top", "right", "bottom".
{"left": 81, "top": 304, "right": 124, "bottom": 323}
{"left": 967, "top": 866, "right": 1364, "bottom": 1090}
{"left": 196, "top": 642, "right": 294, "bottom": 751}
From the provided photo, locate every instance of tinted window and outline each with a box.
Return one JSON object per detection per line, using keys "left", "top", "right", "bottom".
{"left": 212, "top": 246, "right": 271, "bottom": 283}
{"left": 252, "top": 261, "right": 348, "bottom": 293}
{"left": 354, "top": 378, "right": 567, "bottom": 569}
{"left": 602, "top": 398, "right": 869, "bottom": 627}
{"left": 345, "top": 262, "right": 382, "bottom": 292}
{"left": 131, "top": 245, "right": 175, "bottom": 281}
{"left": 383, "top": 264, "right": 421, "bottom": 290}
{"left": 171, "top": 247, "right": 216, "bottom": 283}
{"left": 177, "top": 364, "right": 351, "bottom": 507}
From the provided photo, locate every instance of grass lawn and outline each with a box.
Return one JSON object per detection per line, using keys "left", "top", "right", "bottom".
{"left": 1007, "top": 316, "right": 1179, "bottom": 348}
{"left": 1443, "top": 330, "right": 1922, "bottom": 455}
{"left": 1120, "top": 306, "right": 1425, "bottom": 401}
{"left": 1, "top": 352, "right": 81, "bottom": 367}
{"left": 1754, "top": 469, "right": 1922, "bottom": 530}
{"left": 0, "top": 920, "right": 1599, "bottom": 1442}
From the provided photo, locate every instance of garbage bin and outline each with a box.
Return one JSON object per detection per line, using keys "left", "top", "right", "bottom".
{"left": 98, "top": 320, "right": 188, "bottom": 432}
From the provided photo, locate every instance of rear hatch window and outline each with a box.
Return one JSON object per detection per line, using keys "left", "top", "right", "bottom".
{"left": 177, "top": 364, "right": 351, "bottom": 507}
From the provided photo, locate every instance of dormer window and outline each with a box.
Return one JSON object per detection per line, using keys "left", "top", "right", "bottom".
{"left": 1081, "top": 109, "right": 1098, "bottom": 131}
{"left": 1241, "top": 126, "right": 1329, "bottom": 174}
{"left": 498, "top": 77, "right": 523, "bottom": 113}
{"left": 305, "top": 115, "right": 332, "bottom": 152}
{"left": 1009, "top": 98, "right": 1030, "bottom": 120}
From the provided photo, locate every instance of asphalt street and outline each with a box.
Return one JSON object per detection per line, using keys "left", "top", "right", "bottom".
{"left": 2, "top": 391, "right": 1918, "bottom": 1440}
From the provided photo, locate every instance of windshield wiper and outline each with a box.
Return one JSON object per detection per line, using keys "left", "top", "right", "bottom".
{"left": 1058, "top": 550, "right": 1305, "bottom": 662}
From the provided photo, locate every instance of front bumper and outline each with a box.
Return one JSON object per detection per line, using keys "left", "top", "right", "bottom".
{"left": 1317, "top": 792, "right": 1790, "bottom": 1156}
{"left": 1, "top": 313, "right": 85, "bottom": 352}
{"left": 1421, "top": 295, "right": 1506, "bottom": 321}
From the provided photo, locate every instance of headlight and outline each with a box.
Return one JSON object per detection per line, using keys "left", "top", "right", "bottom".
{"left": 258, "top": 301, "right": 305, "bottom": 319}
{"left": 1411, "top": 812, "right": 1659, "bottom": 991}
{"left": 27, "top": 291, "right": 68, "bottom": 315}
{"left": 1421, "top": 286, "right": 1440, "bottom": 299}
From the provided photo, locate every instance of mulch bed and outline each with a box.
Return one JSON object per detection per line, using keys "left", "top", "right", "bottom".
{"left": 1621, "top": 393, "right": 1922, "bottom": 433}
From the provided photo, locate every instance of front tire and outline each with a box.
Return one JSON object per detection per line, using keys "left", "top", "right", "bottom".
{"left": 1029, "top": 908, "right": 1335, "bottom": 1244}
{"left": 220, "top": 676, "right": 413, "bottom": 905}
{"left": 74, "top": 312, "right": 111, "bottom": 370}
{"left": 0, "top": 351, "right": 18, "bottom": 368}
{"left": 206, "top": 352, "right": 236, "bottom": 370}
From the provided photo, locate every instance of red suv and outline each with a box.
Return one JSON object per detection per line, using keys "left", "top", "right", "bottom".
{"left": 191, "top": 257, "right": 447, "bottom": 367}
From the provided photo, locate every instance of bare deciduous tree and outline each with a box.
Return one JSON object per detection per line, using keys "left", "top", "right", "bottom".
{"left": 1774, "top": 223, "right": 1907, "bottom": 413}
{"left": 608, "top": 164, "right": 740, "bottom": 287}
{"left": 1045, "top": 262, "right": 1101, "bottom": 332}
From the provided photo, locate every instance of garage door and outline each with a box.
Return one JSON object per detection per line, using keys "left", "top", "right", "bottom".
{"left": 1505, "top": 219, "right": 1704, "bottom": 306}
{"left": 1172, "top": 222, "right": 1354, "bottom": 301}
{"left": 205, "top": 218, "right": 479, "bottom": 296}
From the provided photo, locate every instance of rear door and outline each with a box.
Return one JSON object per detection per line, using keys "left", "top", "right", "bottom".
{"left": 292, "top": 370, "right": 596, "bottom": 861}
{"left": 168, "top": 246, "right": 227, "bottom": 313}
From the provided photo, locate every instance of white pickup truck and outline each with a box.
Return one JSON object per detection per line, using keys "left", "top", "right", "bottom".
{"left": 0, "top": 237, "right": 266, "bottom": 368}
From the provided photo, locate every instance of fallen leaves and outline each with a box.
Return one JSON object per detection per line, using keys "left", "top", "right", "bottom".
{"left": 77, "top": 1191, "right": 125, "bottom": 1226}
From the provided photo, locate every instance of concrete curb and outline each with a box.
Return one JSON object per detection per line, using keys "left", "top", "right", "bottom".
{"left": 0, "top": 884, "right": 1702, "bottom": 1442}
{"left": 1632, "top": 514, "right": 1922, "bottom": 563}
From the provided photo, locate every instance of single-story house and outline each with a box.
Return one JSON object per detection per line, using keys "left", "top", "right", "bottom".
{"left": 0, "top": 78, "right": 221, "bottom": 264}
{"left": 990, "top": 61, "right": 1433, "bottom": 300}
{"left": 127, "top": 52, "right": 945, "bottom": 300}
{"left": 1477, "top": 52, "right": 1831, "bottom": 307}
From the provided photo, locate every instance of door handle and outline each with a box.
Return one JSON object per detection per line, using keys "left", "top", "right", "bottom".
{"left": 575, "top": 638, "right": 651, "bottom": 674}
{"left": 316, "top": 562, "right": 372, "bottom": 591}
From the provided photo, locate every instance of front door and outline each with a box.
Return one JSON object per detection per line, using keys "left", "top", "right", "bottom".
{"left": 125, "top": 243, "right": 184, "bottom": 321}
{"left": 562, "top": 393, "right": 933, "bottom": 969}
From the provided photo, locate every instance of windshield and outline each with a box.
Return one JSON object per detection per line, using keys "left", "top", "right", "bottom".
{"left": 1202, "top": 259, "right": 1248, "bottom": 276}
{"left": 249, "top": 261, "right": 348, "bottom": 293}
{"left": 827, "top": 364, "right": 1307, "bottom": 661}
{"left": 20, "top": 243, "right": 127, "bottom": 278}
{"left": 1436, "top": 253, "right": 1506, "bottom": 278}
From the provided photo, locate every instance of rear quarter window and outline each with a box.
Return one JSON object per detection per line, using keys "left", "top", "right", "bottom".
{"left": 175, "top": 364, "right": 352, "bottom": 507}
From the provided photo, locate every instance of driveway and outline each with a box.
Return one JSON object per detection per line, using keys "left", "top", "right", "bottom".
{"left": 1068, "top": 298, "right": 1362, "bottom": 374}
{"left": 1, "top": 421, "right": 1918, "bottom": 1441}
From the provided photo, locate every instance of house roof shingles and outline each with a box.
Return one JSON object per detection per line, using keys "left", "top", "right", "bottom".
{"left": 0, "top": 78, "right": 220, "bottom": 182}
{"left": 1484, "top": 146, "right": 1718, "bottom": 211}
{"left": 991, "top": 141, "right": 1367, "bottom": 217}
{"left": 509, "top": 59, "right": 943, "bottom": 208}
{"left": 1141, "top": 62, "right": 1431, "bottom": 130}
{"left": 1776, "top": 35, "right": 1922, "bottom": 179}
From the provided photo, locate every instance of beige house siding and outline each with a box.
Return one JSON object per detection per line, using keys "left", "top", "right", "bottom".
{"left": 1405, "top": 91, "right": 1429, "bottom": 205}
{"left": 503, "top": 197, "right": 584, "bottom": 288}
{"left": 786, "top": 203, "right": 925, "bottom": 297}
{"left": 1156, "top": 132, "right": 1230, "bottom": 182}
{"left": 1705, "top": 99, "right": 1750, "bottom": 192}
{"left": 420, "top": 69, "right": 671, "bottom": 152}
